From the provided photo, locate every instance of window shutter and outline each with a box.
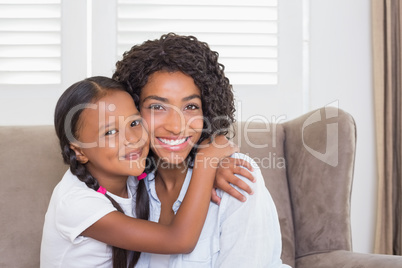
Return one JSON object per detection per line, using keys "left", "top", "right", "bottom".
{"left": 0, "top": 0, "right": 61, "bottom": 85}
{"left": 116, "top": 0, "right": 278, "bottom": 85}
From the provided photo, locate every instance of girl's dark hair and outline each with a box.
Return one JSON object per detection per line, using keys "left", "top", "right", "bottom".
{"left": 54, "top": 76, "right": 139, "bottom": 268}
{"left": 113, "top": 33, "right": 236, "bottom": 256}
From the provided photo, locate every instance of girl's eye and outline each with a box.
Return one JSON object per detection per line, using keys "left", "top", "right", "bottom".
{"left": 185, "top": 104, "right": 199, "bottom": 110}
{"left": 105, "top": 129, "right": 117, "bottom": 136}
{"left": 130, "top": 119, "right": 142, "bottom": 127}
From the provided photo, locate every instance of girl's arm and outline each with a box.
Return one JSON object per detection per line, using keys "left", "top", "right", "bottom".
{"left": 81, "top": 135, "right": 234, "bottom": 254}
{"left": 211, "top": 156, "right": 256, "bottom": 204}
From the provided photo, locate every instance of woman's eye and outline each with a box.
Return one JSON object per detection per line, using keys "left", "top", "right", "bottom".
{"left": 149, "top": 104, "right": 164, "bottom": 110}
{"left": 105, "top": 129, "right": 117, "bottom": 136}
{"left": 130, "top": 119, "right": 142, "bottom": 127}
{"left": 185, "top": 104, "right": 199, "bottom": 110}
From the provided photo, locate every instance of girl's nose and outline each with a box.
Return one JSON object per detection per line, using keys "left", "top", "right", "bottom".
{"left": 124, "top": 123, "right": 146, "bottom": 147}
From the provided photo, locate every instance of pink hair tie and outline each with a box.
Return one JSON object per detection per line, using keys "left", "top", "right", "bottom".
{"left": 97, "top": 186, "right": 107, "bottom": 195}
{"left": 137, "top": 172, "right": 147, "bottom": 181}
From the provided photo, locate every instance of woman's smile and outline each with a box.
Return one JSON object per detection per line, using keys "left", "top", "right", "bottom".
{"left": 140, "top": 71, "right": 204, "bottom": 165}
{"left": 156, "top": 136, "right": 191, "bottom": 151}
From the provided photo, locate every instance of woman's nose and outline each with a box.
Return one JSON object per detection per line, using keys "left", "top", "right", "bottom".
{"left": 164, "top": 107, "right": 185, "bottom": 135}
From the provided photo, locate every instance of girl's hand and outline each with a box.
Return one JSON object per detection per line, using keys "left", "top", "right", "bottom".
{"left": 195, "top": 135, "right": 256, "bottom": 204}
{"left": 196, "top": 135, "right": 238, "bottom": 161}
{"left": 211, "top": 157, "right": 256, "bottom": 205}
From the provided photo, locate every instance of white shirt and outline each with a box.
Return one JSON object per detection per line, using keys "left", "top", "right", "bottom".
{"left": 40, "top": 169, "right": 137, "bottom": 268}
{"left": 136, "top": 153, "right": 290, "bottom": 268}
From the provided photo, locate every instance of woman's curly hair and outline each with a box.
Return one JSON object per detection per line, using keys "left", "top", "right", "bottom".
{"left": 112, "top": 34, "right": 236, "bottom": 261}
{"left": 113, "top": 33, "right": 236, "bottom": 166}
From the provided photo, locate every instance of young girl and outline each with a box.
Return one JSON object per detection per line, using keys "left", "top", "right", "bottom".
{"left": 113, "top": 33, "right": 289, "bottom": 267}
{"left": 40, "top": 76, "right": 237, "bottom": 268}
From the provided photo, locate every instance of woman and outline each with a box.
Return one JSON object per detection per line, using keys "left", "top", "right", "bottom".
{"left": 113, "top": 33, "right": 288, "bottom": 267}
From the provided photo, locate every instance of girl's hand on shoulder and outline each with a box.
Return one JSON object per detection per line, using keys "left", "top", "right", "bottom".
{"left": 211, "top": 157, "right": 256, "bottom": 205}
{"left": 196, "top": 135, "right": 238, "bottom": 160}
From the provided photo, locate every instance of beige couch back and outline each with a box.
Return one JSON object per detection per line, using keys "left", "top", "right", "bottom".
{"left": 0, "top": 126, "right": 68, "bottom": 268}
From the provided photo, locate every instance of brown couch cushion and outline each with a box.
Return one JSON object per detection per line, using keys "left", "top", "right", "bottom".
{"left": 0, "top": 126, "right": 67, "bottom": 268}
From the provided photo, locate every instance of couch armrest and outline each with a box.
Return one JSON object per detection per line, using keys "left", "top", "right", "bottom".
{"left": 282, "top": 107, "right": 357, "bottom": 257}
{"left": 297, "top": 250, "right": 402, "bottom": 268}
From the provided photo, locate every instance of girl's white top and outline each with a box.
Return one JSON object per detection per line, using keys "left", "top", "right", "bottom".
{"left": 40, "top": 169, "right": 137, "bottom": 268}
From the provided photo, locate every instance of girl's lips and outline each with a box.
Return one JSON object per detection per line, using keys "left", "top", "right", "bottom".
{"left": 124, "top": 148, "right": 143, "bottom": 161}
{"left": 155, "top": 137, "right": 190, "bottom": 151}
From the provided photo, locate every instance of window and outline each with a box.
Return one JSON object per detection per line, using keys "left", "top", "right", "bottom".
{"left": 116, "top": 0, "right": 278, "bottom": 86}
{"left": 0, "top": 0, "right": 87, "bottom": 125}
{"left": 0, "top": 0, "right": 304, "bottom": 125}
{"left": 0, "top": 0, "right": 61, "bottom": 85}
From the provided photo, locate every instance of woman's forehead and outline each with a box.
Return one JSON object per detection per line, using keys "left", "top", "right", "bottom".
{"left": 140, "top": 71, "right": 201, "bottom": 100}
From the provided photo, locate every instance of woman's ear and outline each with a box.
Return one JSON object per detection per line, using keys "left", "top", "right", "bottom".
{"left": 69, "top": 144, "right": 89, "bottom": 164}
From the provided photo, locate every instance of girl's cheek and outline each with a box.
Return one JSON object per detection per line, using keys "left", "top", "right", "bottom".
{"left": 102, "top": 136, "right": 118, "bottom": 149}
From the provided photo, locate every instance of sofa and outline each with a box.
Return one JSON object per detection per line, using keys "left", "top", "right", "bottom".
{"left": 1, "top": 106, "right": 402, "bottom": 267}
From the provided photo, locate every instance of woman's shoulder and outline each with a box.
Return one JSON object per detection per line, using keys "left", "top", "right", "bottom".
{"left": 230, "top": 152, "right": 260, "bottom": 171}
{"left": 221, "top": 152, "right": 269, "bottom": 203}
{"left": 218, "top": 153, "right": 277, "bottom": 220}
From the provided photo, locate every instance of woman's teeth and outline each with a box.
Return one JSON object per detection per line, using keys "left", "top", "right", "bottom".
{"left": 158, "top": 137, "right": 187, "bottom": 146}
